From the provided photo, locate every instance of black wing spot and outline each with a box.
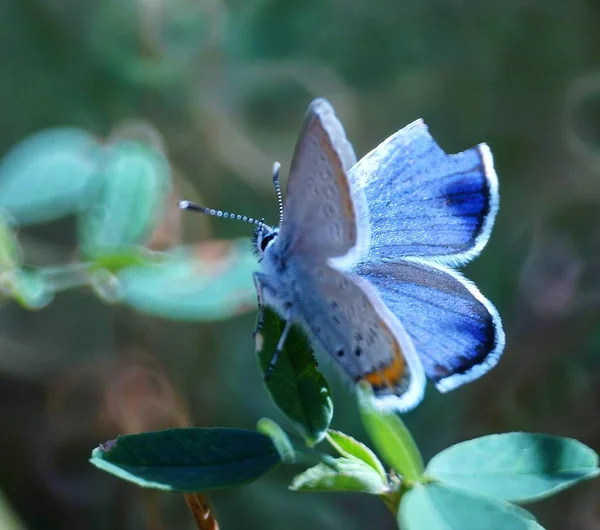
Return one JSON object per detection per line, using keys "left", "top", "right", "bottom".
{"left": 355, "top": 347, "right": 362, "bottom": 357}
{"left": 367, "top": 327, "right": 377, "bottom": 345}
{"left": 339, "top": 278, "right": 350, "bottom": 291}
{"left": 336, "top": 349, "right": 345, "bottom": 357}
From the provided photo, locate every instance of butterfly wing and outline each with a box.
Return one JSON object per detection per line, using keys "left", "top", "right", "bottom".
{"left": 348, "top": 119, "right": 498, "bottom": 267}
{"left": 288, "top": 259, "right": 425, "bottom": 412}
{"left": 354, "top": 258, "right": 504, "bottom": 392}
{"left": 278, "top": 98, "right": 369, "bottom": 268}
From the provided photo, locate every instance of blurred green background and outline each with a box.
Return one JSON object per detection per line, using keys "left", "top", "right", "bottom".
{"left": 1, "top": 0, "right": 600, "bottom": 529}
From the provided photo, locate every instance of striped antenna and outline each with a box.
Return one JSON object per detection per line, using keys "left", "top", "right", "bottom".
{"left": 178, "top": 200, "right": 269, "bottom": 230}
{"left": 272, "top": 161, "right": 284, "bottom": 225}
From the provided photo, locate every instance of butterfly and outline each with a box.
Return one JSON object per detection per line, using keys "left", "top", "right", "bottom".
{"left": 180, "top": 98, "right": 504, "bottom": 412}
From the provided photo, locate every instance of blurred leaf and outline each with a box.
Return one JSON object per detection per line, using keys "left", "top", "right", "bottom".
{"left": 290, "top": 457, "right": 388, "bottom": 494}
{"left": 426, "top": 433, "right": 600, "bottom": 503}
{"left": 256, "top": 308, "right": 333, "bottom": 445}
{"left": 0, "top": 128, "right": 102, "bottom": 225}
{"left": 88, "top": 0, "right": 209, "bottom": 88}
{"left": 183, "top": 493, "right": 220, "bottom": 530}
{"left": 229, "top": 1, "right": 332, "bottom": 61}
{"left": 90, "top": 269, "right": 123, "bottom": 304}
{"left": 79, "top": 140, "right": 171, "bottom": 257}
{"left": 90, "top": 427, "right": 280, "bottom": 492}
{"left": 398, "top": 483, "right": 543, "bottom": 530}
{"left": 0, "top": 214, "right": 21, "bottom": 269}
{"left": 10, "top": 268, "right": 53, "bottom": 310}
{"left": 357, "top": 384, "right": 424, "bottom": 482}
{"left": 118, "top": 240, "right": 257, "bottom": 320}
{"left": 0, "top": 489, "right": 25, "bottom": 530}
{"left": 257, "top": 418, "right": 296, "bottom": 464}
{"left": 326, "top": 429, "right": 386, "bottom": 481}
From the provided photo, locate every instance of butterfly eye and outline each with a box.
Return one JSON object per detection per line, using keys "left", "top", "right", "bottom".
{"left": 260, "top": 233, "right": 276, "bottom": 252}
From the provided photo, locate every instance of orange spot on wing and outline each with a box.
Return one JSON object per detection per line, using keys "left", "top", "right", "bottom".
{"left": 362, "top": 317, "right": 406, "bottom": 389}
{"left": 363, "top": 352, "right": 406, "bottom": 389}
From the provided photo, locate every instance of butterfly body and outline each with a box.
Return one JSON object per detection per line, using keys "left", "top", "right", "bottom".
{"left": 181, "top": 97, "right": 504, "bottom": 412}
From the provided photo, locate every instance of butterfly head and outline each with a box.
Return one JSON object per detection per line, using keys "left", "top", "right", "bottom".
{"left": 252, "top": 224, "right": 279, "bottom": 261}
{"left": 179, "top": 162, "right": 284, "bottom": 262}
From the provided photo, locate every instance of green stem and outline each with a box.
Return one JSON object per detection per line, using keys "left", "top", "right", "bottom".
{"left": 38, "top": 262, "right": 94, "bottom": 292}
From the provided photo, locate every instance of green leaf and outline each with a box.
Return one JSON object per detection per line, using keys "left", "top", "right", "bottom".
{"left": 118, "top": 240, "right": 257, "bottom": 320}
{"left": 0, "top": 215, "right": 21, "bottom": 270}
{"left": 426, "top": 433, "right": 600, "bottom": 503}
{"left": 525, "top": 523, "right": 547, "bottom": 530}
{"left": 79, "top": 140, "right": 170, "bottom": 257}
{"left": 0, "top": 129, "right": 102, "bottom": 226}
{"left": 0, "top": 489, "right": 25, "bottom": 530}
{"left": 357, "top": 384, "right": 424, "bottom": 482}
{"left": 10, "top": 269, "right": 53, "bottom": 310}
{"left": 90, "top": 427, "right": 280, "bottom": 492}
{"left": 398, "top": 483, "right": 544, "bottom": 530}
{"left": 257, "top": 418, "right": 296, "bottom": 464}
{"left": 290, "top": 457, "right": 388, "bottom": 494}
{"left": 256, "top": 308, "right": 333, "bottom": 445}
{"left": 326, "top": 429, "right": 386, "bottom": 481}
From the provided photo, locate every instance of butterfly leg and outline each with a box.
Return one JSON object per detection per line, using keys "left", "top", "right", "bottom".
{"left": 264, "top": 310, "right": 293, "bottom": 380}
{"left": 252, "top": 272, "right": 267, "bottom": 338}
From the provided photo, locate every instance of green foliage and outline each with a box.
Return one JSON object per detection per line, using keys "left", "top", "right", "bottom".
{"left": 0, "top": 129, "right": 102, "bottom": 225}
{"left": 257, "top": 418, "right": 296, "bottom": 464}
{"left": 0, "top": 489, "right": 24, "bottom": 530}
{"left": 398, "top": 484, "right": 541, "bottom": 530}
{"left": 89, "top": 428, "right": 281, "bottom": 492}
{"left": 426, "top": 433, "right": 600, "bottom": 503}
{"left": 86, "top": 313, "right": 600, "bottom": 527}
{"left": 0, "top": 128, "right": 258, "bottom": 320}
{"left": 118, "top": 241, "right": 257, "bottom": 321}
{"left": 255, "top": 308, "right": 333, "bottom": 445}
{"left": 88, "top": 0, "right": 209, "bottom": 87}
{"left": 326, "top": 429, "right": 387, "bottom": 481}
{"left": 78, "top": 140, "right": 171, "bottom": 257}
{"left": 10, "top": 268, "right": 53, "bottom": 310}
{"left": 357, "top": 383, "right": 424, "bottom": 482}
{"left": 0, "top": 214, "right": 21, "bottom": 269}
{"left": 290, "top": 457, "right": 388, "bottom": 494}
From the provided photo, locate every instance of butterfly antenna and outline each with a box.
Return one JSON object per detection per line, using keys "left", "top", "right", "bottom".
{"left": 178, "top": 200, "right": 269, "bottom": 230}
{"left": 272, "top": 161, "right": 284, "bottom": 225}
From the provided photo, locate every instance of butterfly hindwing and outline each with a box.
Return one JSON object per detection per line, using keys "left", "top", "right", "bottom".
{"left": 354, "top": 258, "right": 504, "bottom": 391}
{"left": 287, "top": 258, "right": 425, "bottom": 411}
{"left": 349, "top": 119, "right": 498, "bottom": 267}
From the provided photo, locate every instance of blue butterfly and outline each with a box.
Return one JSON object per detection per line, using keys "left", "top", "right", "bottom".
{"left": 180, "top": 98, "right": 504, "bottom": 412}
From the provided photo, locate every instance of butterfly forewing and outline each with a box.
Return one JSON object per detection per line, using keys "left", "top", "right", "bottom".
{"left": 349, "top": 119, "right": 498, "bottom": 266}
{"left": 278, "top": 99, "right": 369, "bottom": 265}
